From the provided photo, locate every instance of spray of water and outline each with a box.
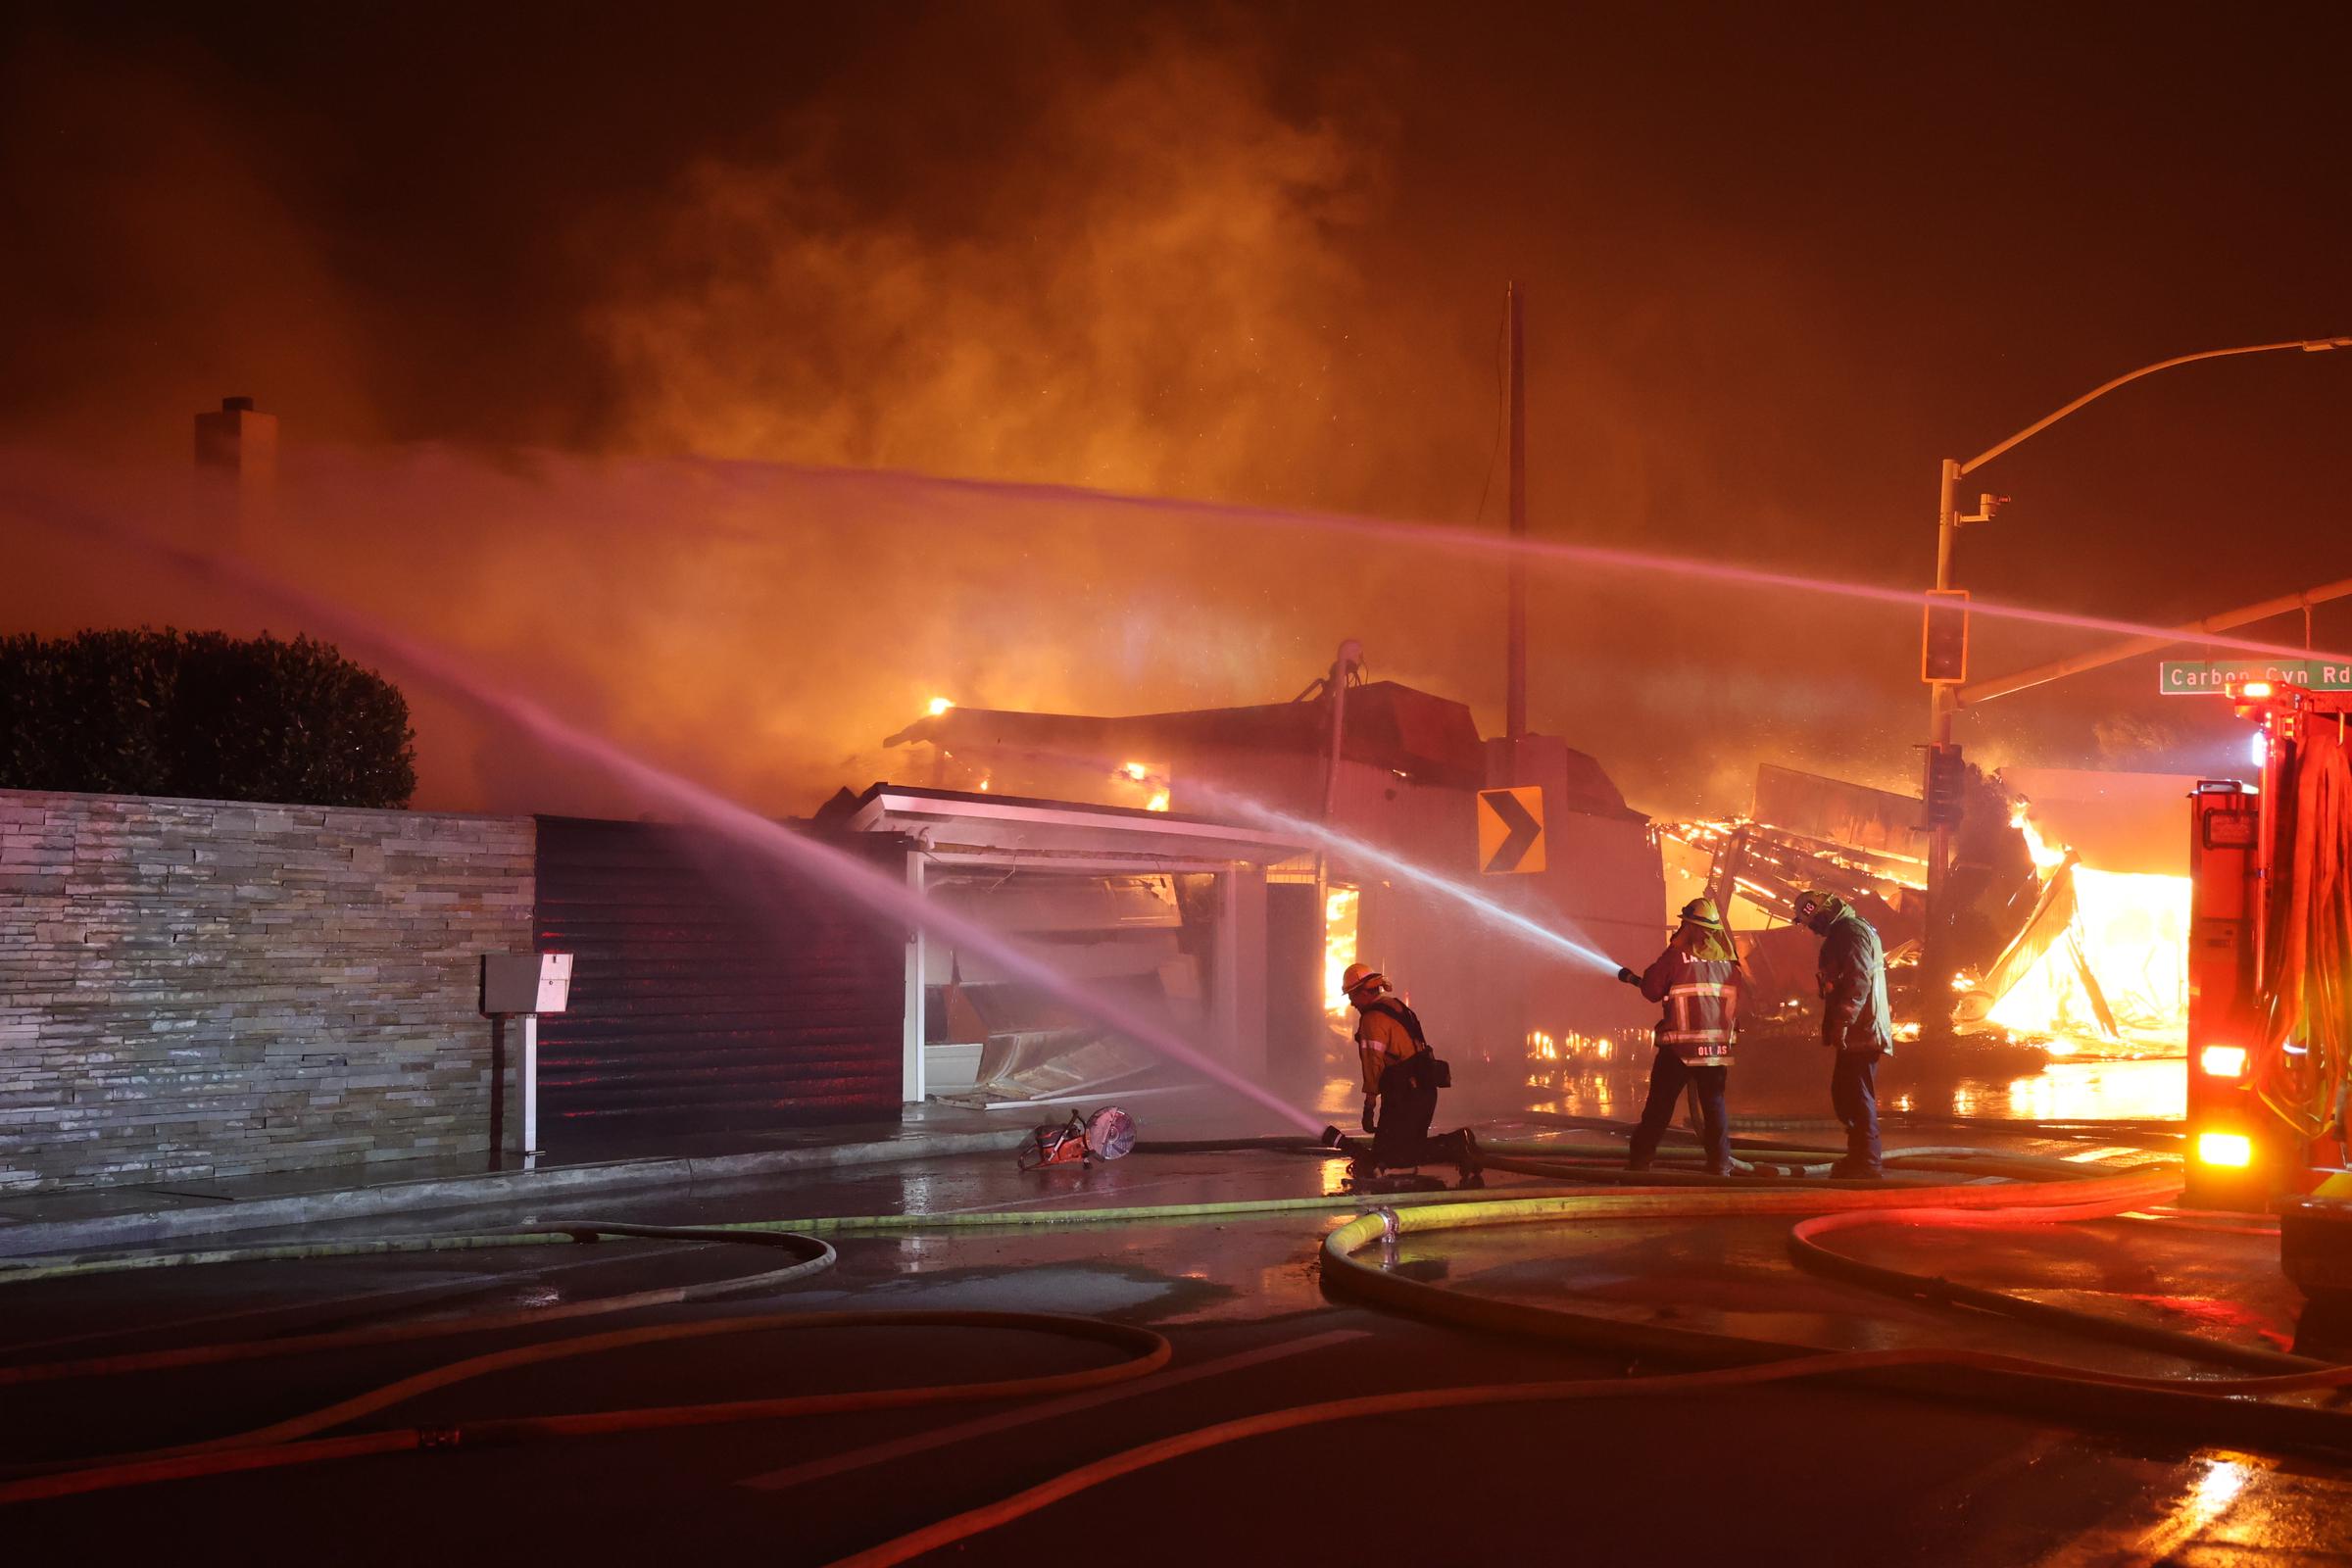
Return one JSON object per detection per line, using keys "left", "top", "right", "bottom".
{"left": 903, "top": 721, "right": 1633, "bottom": 976}
{"left": 1193, "top": 780, "right": 1627, "bottom": 974}
{"left": 5, "top": 488, "right": 1328, "bottom": 1137}
{"left": 703, "top": 457, "right": 2352, "bottom": 666}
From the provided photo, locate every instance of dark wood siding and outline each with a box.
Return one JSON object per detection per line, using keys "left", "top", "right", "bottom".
{"left": 532, "top": 815, "right": 906, "bottom": 1139}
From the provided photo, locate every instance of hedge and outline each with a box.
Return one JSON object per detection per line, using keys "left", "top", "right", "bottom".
{"left": 0, "top": 628, "right": 417, "bottom": 808}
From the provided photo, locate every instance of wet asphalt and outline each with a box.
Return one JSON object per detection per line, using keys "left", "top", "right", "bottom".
{"left": 2, "top": 1125, "right": 2347, "bottom": 1566}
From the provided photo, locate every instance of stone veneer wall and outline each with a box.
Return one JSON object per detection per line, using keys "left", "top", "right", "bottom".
{"left": 0, "top": 790, "right": 534, "bottom": 1192}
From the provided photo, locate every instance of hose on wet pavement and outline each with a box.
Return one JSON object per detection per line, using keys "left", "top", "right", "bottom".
{"left": 0, "top": 1222, "right": 837, "bottom": 1385}
{"left": 0, "top": 1310, "right": 1170, "bottom": 1506}
{"left": 825, "top": 1169, "right": 2352, "bottom": 1565}
{"left": 1786, "top": 1198, "right": 2314, "bottom": 1373}
{"left": 2, "top": 1126, "right": 2324, "bottom": 1554}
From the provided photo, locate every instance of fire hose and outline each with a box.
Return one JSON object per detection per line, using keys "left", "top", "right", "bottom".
{"left": 0, "top": 1310, "right": 1170, "bottom": 1506}
{"left": 827, "top": 1170, "right": 2352, "bottom": 1567}
{"left": 0, "top": 1150, "right": 2335, "bottom": 1542}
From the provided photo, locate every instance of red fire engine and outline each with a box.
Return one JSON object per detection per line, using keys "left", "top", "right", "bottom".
{"left": 2186, "top": 680, "right": 2352, "bottom": 1304}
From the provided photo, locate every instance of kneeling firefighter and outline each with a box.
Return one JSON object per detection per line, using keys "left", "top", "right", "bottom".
{"left": 1615, "top": 898, "right": 1740, "bottom": 1176}
{"left": 1338, "top": 963, "right": 1473, "bottom": 1172}
{"left": 1793, "top": 888, "right": 1893, "bottom": 1179}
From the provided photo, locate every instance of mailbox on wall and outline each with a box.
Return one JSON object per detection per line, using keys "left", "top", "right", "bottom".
{"left": 480, "top": 952, "right": 574, "bottom": 1170}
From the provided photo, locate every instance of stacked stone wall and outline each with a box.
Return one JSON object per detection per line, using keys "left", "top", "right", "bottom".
{"left": 0, "top": 790, "right": 533, "bottom": 1192}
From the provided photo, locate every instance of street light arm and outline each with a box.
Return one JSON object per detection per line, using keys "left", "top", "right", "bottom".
{"left": 1959, "top": 336, "right": 2352, "bottom": 476}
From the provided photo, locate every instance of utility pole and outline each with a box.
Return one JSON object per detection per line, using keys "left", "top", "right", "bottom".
{"left": 1506, "top": 282, "right": 1529, "bottom": 740}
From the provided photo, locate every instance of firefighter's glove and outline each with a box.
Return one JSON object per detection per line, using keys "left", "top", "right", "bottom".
{"left": 1616, "top": 965, "right": 1640, "bottom": 986}
{"left": 1360, "top": 1097, "right": 1378, "bottom": 1134}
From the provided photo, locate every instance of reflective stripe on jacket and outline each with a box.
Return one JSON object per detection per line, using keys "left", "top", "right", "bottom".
{"left": 1816, "top": 909, "right": 1894, "bottom": 1055}
{"left": 1638, "top": 949, "right": 1739, "bottom": 1065}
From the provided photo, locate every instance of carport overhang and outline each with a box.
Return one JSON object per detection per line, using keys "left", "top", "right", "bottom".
{"left": 845, "top": 783, "right": 1309, "bottom": 872}
{"left": 844, "top": 784, "right": 1312, "bottom": 1102}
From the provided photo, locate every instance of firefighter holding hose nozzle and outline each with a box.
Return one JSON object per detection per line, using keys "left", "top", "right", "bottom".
{"left": 1794, "top": 888, "right": 1893, "bottom": 1179}
{"left": 1615, "top": 898, "right": 1740, "bottom": 1176}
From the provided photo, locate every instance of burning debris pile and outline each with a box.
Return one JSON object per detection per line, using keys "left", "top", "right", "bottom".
{"left": 1665, "top": 762, "right": 2191, "bottom": 1056}
{"left": 1660, "top": 764, "right": 1932, "bottom": 1035}
{"left": 1953, "top": 775, "right": 2192, "bottom": 1054}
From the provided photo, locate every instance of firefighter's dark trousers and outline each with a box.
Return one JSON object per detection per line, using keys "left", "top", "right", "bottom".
{"left": 1832, "top": 1050, "right": 1885, "bottom": 1171}
{"left": 1628, "top": 1047, "right": 1730, "bottom": 1174}
{"left": 1370, "top": 1054, "right": 1457, "bottom": 1168}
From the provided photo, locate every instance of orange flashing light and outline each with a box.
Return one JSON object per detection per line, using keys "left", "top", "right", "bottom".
{"left": 2194, "top": 1130, "right": 2254, "bottom": 1168}
{"left": 2199, "top": 1044, "right": 2248, "bottom": 1079}
{"left": 2238, "top": 681, "right": 2276, "bottom": 701}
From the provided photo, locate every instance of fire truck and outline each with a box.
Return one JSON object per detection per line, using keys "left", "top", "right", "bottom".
{"left": 2185, "top": 679, "right": 2352, "bottom": 1306}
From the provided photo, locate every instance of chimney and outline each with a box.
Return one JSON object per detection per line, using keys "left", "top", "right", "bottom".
{"left": 193, "top": 395, "right": 278, "bottom": 550}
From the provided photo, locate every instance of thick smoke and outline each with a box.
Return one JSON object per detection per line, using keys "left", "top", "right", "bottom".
{"left": 1, "top": 16, "right": 2318, "bottom": 821}
{"left": 588, "top": 41, "right": 1465, "bottom": 511}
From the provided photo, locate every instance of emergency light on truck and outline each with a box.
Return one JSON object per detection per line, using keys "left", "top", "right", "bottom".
{"left": 2199, "top": 1045, "right": 2249, "bottom": 1079}
{"left": 2195, "top": 1131, "right": 2255, "bottom": 1168}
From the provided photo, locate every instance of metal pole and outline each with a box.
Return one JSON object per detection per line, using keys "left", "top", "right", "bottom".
{"left": 1924, "top": 458, "right": 1959, "bottom": 989}
{"left": 520, "top": 1012, "right": 539, "bottom": 1171}
{"left": 1955, "top": 574, "right": 2352, "bottom": 707}
{"left": 1505, "top": 282, "right": 1529, "bottom": 741}
{"left": 1321, "top": 639, "right": 1362, "bottom": 827}
{"left": 1312, "top": 639, "right": 1362, "bottom": 1036}
{"left": 1917, "top": 335, "right": 2346, "bottom": 1026}
{"left": 904, "top": 851, "right": 927, "bottom": 1105}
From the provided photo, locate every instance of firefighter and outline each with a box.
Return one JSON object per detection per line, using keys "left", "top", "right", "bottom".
{"left": 1614, "top": 898, "right": 1740, "bottom": 1176}
{"left": 1794, "top": 888, "right": 1894, "bottom": 1179}
{"left": 1339, "top": 962, "right": 1465, "bottom": 1171}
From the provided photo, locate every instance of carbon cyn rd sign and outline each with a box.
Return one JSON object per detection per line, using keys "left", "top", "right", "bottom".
{"left": 1477, "top": 786, "right": 1545, "bottom": 875}
{"left": 2158, "top": 659, "right": 2352, "bottom": 695}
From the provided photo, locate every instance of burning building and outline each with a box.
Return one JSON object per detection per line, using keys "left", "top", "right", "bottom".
{"left": 881, "top": 655, "right": 1664, "bottom": 1099}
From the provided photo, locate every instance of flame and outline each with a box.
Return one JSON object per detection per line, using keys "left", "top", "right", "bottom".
{"left": 1120, "top": 761, "right": 1151, "bottom": 782}
{"left": 1146, "top": 789, "right": 1170, "bottom": 812}
{"left": 927, "top": 696, "right": 955, "bottom": 717}
{"left": 2011, "top": 802, "right": 2069, "bottom": 872}
{"left": 1323, "top": 886, "right": 1361, "bottom": 1017}
{"left": 1976, "top": 803, "right": 2189, "bottom": 1053}
{"left": 1523, "top": 1028, "right": 1621, "bottom": 1062}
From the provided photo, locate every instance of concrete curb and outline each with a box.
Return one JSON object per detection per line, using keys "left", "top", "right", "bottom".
{"left": 0, "top": 1129, "right": 1033, "bottom": 1261}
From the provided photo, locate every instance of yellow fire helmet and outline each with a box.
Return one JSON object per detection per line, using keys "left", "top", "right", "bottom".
{"left": 1340, "top": 963, "right": 1387, "bottom": 998}
{"left": 1678, "top": 898, "right": 1724, "bottom": 929}
{"left": 1792, "top": 889, "right": 1849, "bottom": 932}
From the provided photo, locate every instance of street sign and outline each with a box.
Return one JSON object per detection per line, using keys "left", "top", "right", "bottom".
{"left": 1477, "top": 786, "right": 1545, "bottom": 875}
{"left": 2158, "top": 659, "right": 2352, "bottom": 695}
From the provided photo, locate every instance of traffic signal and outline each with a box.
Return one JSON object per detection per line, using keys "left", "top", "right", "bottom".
{"left": 1922, "top": 589, "right": 1969, "bottom": 683}
{"left": 1924, "top": 743, "right": 1967, "bottom": 827}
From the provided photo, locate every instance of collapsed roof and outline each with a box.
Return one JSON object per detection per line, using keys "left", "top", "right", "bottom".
{"left": 887, "top": 679, "right": 1633, "bottom": 814}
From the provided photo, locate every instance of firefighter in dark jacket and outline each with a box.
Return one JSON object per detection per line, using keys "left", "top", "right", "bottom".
{"left": 1794, "top": 888, "right": 1894, "bottom": 1178}
{"left": 1615, "top": 898, "right": 1740, "bottom": 1176}
{"left": 1341, "top": 962, "right": 1464, "bottom": 1170}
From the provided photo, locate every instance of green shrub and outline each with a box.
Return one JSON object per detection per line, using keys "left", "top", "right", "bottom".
{"left": 0, "top": 628, "right": 417, "bottom": 808}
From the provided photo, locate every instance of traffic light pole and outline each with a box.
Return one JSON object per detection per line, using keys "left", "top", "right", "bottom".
{"left": 1923, "top": 457, "right": 1960, "bottom": 1010}
{"left": 1918, "top": 336, "right": 2348, "bottom": 1023}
